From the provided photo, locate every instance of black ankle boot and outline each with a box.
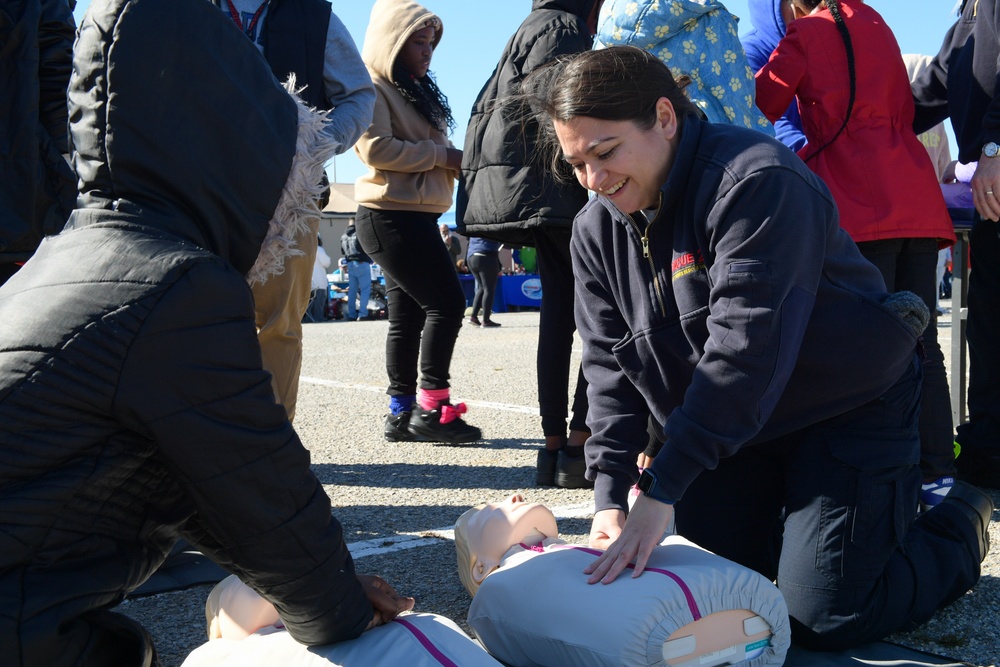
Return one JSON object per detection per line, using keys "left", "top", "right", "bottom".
{"left": 937, "top": 480, "right": 994, "bottom": 562}
{"left": 536, "top": 448, "right": 559, "bottom": 486}
{"left": 555, "top": 446, "right": 593, "bottom": 489}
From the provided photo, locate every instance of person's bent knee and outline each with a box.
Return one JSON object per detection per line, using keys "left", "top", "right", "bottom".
{"left": 790, "top": 609, "right": 882, "bottom": 652}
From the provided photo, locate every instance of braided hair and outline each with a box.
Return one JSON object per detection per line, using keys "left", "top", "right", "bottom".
{"left": 795, "top": 0, "right": 856, "bottom": 162}
{"left": 393, "top": 63, "right": 455, "bottom": 134}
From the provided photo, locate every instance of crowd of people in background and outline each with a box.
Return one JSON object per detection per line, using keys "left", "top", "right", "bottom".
{"left": 2, "top": 0, "right": 999, "bottom": 665}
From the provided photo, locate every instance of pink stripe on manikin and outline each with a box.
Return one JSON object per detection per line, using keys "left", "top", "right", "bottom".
{"left": 554, "top": 544, "right": 702, "bottom": 621}
{"left": 394, "top": 617, "right": 460, "bottom": 667}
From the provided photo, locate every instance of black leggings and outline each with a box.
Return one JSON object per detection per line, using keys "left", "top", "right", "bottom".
{"left": 857, "top": 237, "right": 954, "bottom": 480}
{"left": 354, "top": 206, "right": 466, "bottom": 396}
{"left": 468, "top": 252, "right": 500, "bottom": 320}
{"left": 533, "top": 228, "right": 589, "bottom": 436}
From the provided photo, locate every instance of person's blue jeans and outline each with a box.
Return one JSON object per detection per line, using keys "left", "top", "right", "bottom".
{"left": 674, "top": 355, "right": 981, "bottom": 650}
{"left": 346, "top": 260, "right": 371, "bottom": 320}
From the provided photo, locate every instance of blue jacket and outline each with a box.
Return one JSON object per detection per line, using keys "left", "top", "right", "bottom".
{"left": 572, "top": 118, "right": 921, "bottom": 512}
{"left": 596, "top": 0, "right": 773, "bottom": 135}
{"left": 741, "top": 0, "right": 807, "bottom": 150}
{"left": 467, "top": 236, "right": 501, "bottom": 255}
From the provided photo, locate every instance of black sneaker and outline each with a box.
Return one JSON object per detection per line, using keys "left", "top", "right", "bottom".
{"left": 555, "top": 446, "right": 593, "bottom": 489}
{"left": 408, "top": 405, "right": 482, "bottom": 444}
{"left": 384, "top": 412, "right": 426, "bottom": 442}
{"left": 536, "top": 448, "right": 558, "bottom": 486}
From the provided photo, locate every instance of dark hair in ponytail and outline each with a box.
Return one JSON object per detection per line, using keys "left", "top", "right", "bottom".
{"left": 797, "top": 0, "right": 855, "bottom": 162}
{"left": 392, "top": 64, "right": 455, "bottom": 134}
{"left": 519, "top": 46, "right": 700, "bottom": 184}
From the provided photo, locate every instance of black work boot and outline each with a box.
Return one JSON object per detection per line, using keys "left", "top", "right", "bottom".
{"left": 937, "top": 480, "right": 994, "bottom": 562}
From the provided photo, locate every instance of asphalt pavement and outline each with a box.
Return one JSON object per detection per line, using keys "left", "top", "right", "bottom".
{"left": 119, "top": 304, "right": 1000, "bottom": 667}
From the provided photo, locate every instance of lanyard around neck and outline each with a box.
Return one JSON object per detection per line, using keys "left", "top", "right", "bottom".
{"left": 225, "top": 0, "right": 269, "bottom": 37}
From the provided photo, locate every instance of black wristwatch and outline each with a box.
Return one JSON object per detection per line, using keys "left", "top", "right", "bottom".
{"left": 637, "top": 468, "right": 677, "bottom": 505}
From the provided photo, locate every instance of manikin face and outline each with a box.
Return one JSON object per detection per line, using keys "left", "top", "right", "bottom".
{"left": 553, "top": 98, "right": 680, "bottom": 214}
{"left": 466, "top": 494, "right": 558, "bottom": 583}
{"left": 398, "top": 25, "right": 436, "bottom": 78}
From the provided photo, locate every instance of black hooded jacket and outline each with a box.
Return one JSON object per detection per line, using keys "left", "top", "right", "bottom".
{"left": 455, "top": 0, "right": 597, "bottom": 246}
{"left": 0, "top": 0, "right": 77, "bottom": 265}
{"left": 0, "top": 1, "right": 370, "bottom": 664}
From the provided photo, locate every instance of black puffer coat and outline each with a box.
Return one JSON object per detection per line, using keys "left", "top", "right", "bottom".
{"left": 0, "top": 0, "right": 76, "bottom": 265}
{"left": 455, "top": 0, "right": 598, "bottom": 246}
{"left": 0, "top": 1, "right": 370, "bottom": 664}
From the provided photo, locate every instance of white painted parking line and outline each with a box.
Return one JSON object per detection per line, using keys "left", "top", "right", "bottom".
{"left": 301, "top": 376, "right": 539, "bottom": 415}
{"left": 347, "top": 502, "right": 594, "bottom": 560}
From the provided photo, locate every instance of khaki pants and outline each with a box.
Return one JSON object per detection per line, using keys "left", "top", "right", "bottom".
{"left": 252, "top": 215, "right": 319, "bottom": 422}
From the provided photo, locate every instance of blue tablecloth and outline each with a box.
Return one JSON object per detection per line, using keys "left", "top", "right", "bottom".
{"left": 458, "top": 274, "right": 542, "bottom": 313}
{"left": 500, "top": 274, "right": 542, "bottom": 309}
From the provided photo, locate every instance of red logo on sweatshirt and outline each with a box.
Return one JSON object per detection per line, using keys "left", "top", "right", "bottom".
{"left": 671, "top": 250, "right": 706, "bottom": 281}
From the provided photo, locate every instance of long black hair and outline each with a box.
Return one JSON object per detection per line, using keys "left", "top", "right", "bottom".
{"left": 392, "top": 63, "right": 455, "bottom": 134}
{"left": 797, "top": 0, "right": 856, "bottom": 162}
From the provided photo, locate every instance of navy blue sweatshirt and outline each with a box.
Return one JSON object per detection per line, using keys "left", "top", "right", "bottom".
{"left": 572, "top": 119, "right": 921, "bottom": 512}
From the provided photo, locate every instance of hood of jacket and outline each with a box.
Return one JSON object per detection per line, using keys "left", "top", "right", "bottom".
{"left": 361, "top": 0, "right": 442, "bottom": 81}
{"left": 744, "top": 0, "right": 785, "bottom": 62}
{"left": 68, "top": 0, "right": 335, "bottom": 283}
{"left": 599, "top": 0, "right": 728, "bottom": 41}
{"left": 532, "top": 0, "right": 601, "bottom": 19}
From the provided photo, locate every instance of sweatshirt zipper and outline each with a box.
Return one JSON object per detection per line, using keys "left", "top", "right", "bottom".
{"left": 627, "top": 195, "right": 667, "bottom": 318}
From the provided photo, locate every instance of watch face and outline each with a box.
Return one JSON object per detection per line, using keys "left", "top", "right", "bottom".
{"left": 638, "top": 469, "right": 655, "bottom": 494}
{"left": 985, "top": 142, "right": 999, "bottom": 158}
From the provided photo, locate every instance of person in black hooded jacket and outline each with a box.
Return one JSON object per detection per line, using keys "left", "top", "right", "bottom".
{"left": 0, "top": 1, "right": 411, "bottom": 665}
{"left": 0, "top": 0, "right": 77, "bottom": 286}
{"left": 456, "top": 0, "right": 603, "bottom": 489}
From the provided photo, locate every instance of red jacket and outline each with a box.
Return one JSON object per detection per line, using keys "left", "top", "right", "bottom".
{"left": 754, "top": 0, "right": 954, "bottom": 247}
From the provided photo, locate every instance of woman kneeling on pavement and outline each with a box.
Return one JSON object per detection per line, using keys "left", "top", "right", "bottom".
{"left": 522, "top": 46, "right": 992, "bottom": 650}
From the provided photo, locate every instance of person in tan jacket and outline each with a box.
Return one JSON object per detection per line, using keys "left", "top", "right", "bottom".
{"left": 354, "top": 0, "right": 481, "bottom": 445}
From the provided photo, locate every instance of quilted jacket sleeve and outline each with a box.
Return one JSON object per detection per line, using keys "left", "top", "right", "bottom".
{"left": 114, "top": 261, "right": 372, "bottom": 646}
{"left": 38, "top": 0, "right": 75, "bottom": 154}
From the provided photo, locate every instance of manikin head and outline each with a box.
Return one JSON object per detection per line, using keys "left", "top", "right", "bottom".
{"left": 205, "top": 575, "right": 281, "bottom": 640}
{"left": 455, "top": 495, "right": 559, "bottom": 597}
